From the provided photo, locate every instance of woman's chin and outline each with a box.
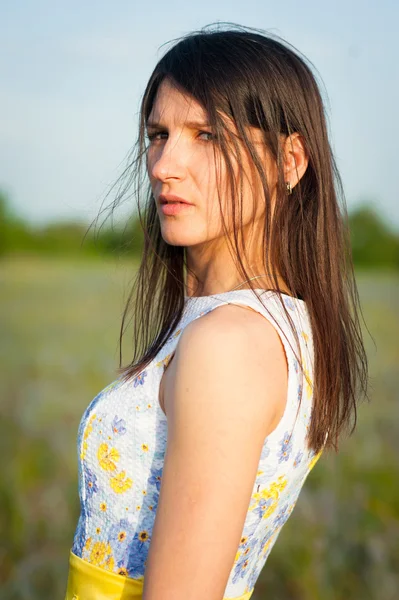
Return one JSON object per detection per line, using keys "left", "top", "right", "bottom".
{"left": 161, "top": 231, "right": 193, "bottom": 247}
{"left": 160, "top": 225, "right": 201, "bottom": 248}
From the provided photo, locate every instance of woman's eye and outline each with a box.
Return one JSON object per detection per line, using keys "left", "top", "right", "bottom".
{"left": 146, "top": 131, "right": 167, "bottom": 142}
{"left": 146, "top": 130, "right": 213, "bottom": 142}
{"left": 198, "top": 131, "right": 213, "bottom": 141}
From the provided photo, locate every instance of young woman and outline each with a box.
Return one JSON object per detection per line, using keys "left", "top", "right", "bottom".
{"left": 64, "top": 24, "right": 368, "bottom": 600}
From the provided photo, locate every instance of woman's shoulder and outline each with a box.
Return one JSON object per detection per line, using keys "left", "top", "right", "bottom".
{"left": 182, "top": 289, "right": 312, "bottom": 357}
{"left": 175, "top": 289, "right": 314, "bottom": 438}
{"left": 162, "top": 293, "right": 290, "bottom": 434}
{"left": 184, "top": 295, "right": 287, "bottom": 349}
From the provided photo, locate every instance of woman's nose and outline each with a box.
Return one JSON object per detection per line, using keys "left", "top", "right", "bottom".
{"left": 150, "top": 138, "right": 187, "bottom": 182}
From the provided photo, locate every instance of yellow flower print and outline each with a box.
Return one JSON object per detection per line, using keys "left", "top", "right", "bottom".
{"left": 303, "top": 363, "right": 313, "bottom": 398}
{"left": 142, "top": 443, "right": 149, "bottom": 452}
{"left": 89, "top": 541, "right": 114, "bottom": 569}
{"left": 233, "top": 536, "right": 252, "bottom": 565}
{"left": 248, "top": 475, "right": 288, "bottom": 519}
{"left": 138, "top": 529, "right": 150, "bottom": 542}
{"left": 98, "top": 443, "right": 120, "bottom": 472}
{"left": 80, "top": 414, "right": 96, "bottom": 459}
{"left": 81, "top": 441, "right": 88, "bottom": 459}
{"left": 240, "top": 559, "right": 250, "bottom": 573}
{"left": 261, "top": 532, "right": 276, "bottom": 555}
{"left": 104, "top": 555, "right": 115, "bottom": 572}
{"left": 301, "top": 331, "right": 309, "bottom": 345}
{"left": 110, "top": 471, "right": 133, "bottom": 494}
{"left": 100, "top": 502, "right": 107, "bottom": 511}
{"left": 155, "top": 353, "right": 172, "bottom": 369}
{"left": 309, "top": 449, "right": 323, "bottom": 471}
{"left": 83, "top": 537, "right": 92, "bottom": 552}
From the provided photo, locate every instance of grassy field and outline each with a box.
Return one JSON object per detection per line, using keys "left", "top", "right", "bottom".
{"left": 1, "top": 256, "right": 398, "bottom": 599}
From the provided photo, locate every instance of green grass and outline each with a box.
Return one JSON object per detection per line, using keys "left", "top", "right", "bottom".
{"left": 1, "top": 256, "right": 398, "bottom": 599}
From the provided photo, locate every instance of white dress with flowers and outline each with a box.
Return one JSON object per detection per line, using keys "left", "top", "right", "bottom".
{"left": 71, "top": 289, "right": 324, "bottom": 598}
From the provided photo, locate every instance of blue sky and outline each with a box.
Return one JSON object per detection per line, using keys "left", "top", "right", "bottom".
{"left": 1, "top": 0, "right": 398, "bottom": 226}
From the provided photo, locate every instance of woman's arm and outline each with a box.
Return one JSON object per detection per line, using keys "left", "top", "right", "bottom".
{"left": 143, "top": 304, "right": 288, "bottom": 600}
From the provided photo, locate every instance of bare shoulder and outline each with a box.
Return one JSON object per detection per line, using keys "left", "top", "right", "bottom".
{"left": 185, "top": 301, "right": 287, "bottom": 357}
{"left": 164, "top": 302, "right": 288, "bottom": 434}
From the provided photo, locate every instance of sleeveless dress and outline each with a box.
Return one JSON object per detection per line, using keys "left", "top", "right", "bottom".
{"left": 64, "top": 289, "right": 324, "bottom": 600}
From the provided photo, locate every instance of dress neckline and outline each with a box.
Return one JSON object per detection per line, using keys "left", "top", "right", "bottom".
{"left": 184, "top": 288, "right": 305, "bottom": 303}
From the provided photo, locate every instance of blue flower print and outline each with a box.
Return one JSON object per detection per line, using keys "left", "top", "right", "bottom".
{"left": 71, "top": 514, "right": 86, "bottom": 557}
{"left": 148, "top": 466, "right": 163, "bottom": 491}
{"left": 111, "top": 416, "right": 127, "bottom": 436}
{"left": 278, "top": 431, "right": 293, "bottom": 463}
{"left": 253, "top": 497, "right": 275, "bottom": 520}
{"left": 293, "top": 358, "right": 299, "bottom": 373}
{"left": 232, "top": 552, "right": 251, "bottom": 584}
{"left": 134, "top": 371, "right": 148, "bottom": 387}
{"left": 284, "top": 296, "right": 296, "bottom": 311}
{"left": 142, "top": 490, "right": 160, "bottom": 515}
{"left": 293, "top": 450, "right": 303, "bottom": 468}
{"left": 85, "top": 467, "right": 98, "bottom": 497}
{"left": 232, "top": 534, "right": 259, "bottom": 585}
{"left": 259, "top": 528, "right": 277, "bottom": 564}
{"left": 259, "top": 528, "right": 273, "bottom": 550}
{"left": 246, "top": 529, "right": 271, "bottom": 590}
{"left": 125, "top": 521, "right": 153, "bottom": 577}
{"left": 109, "top": 518, "right": 136, "bottom": 564}
{"left": 273, "top": 503, "right": 290, "bottom": 528}
{"left": 237, "top": 520, "right": 258, "bottom": 550}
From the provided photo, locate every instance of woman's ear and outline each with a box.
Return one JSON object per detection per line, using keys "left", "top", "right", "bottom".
{"left": 283, "top": 133, "right": 309, "bottom": 190}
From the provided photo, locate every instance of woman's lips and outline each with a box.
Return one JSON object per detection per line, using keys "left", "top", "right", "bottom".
{"left": 159, "top": 193, "right": 193, "bottom": 204}
{"left": 160, "top": 202, "right": 195, "bottom": 216}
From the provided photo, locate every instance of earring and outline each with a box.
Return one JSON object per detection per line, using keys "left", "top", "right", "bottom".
{"left": 286, "top": 181, "right": 292, "bottom": 195}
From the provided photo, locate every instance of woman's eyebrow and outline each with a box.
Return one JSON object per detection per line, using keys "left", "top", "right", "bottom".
{"left": 146, "top": 119, "right": 211, "bottom": 129}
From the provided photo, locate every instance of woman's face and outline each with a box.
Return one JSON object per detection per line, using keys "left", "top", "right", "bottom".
{"left": 146, "top": 78, "right": 277, "bottom": 249}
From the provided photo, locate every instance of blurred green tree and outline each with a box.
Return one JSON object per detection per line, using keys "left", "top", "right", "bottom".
{"left": 349, "top": 205, "right": 399, "bottom": 269}
{"left": 1, "top": 188, "right": 399, "bottom": 269}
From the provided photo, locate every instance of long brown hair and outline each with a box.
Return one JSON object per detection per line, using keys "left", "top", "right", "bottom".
{"left": 95, "top": 23, "right": 368, "bottom": 455}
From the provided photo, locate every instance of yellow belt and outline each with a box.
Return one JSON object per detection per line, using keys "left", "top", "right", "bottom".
{"left": 65, "top": 550, "right": 254, "bottom": 600}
